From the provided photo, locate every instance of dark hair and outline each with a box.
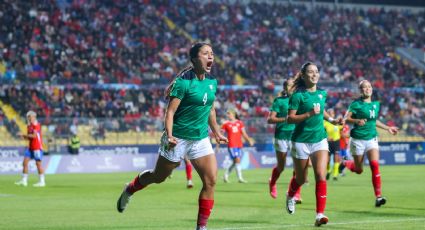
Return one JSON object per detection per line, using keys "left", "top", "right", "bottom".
{"left": 279, "top": 78, "right": 291, "bottom": 97}
{"left": 165, "top": 42, "right": 212, "bottom": 99}
{"left": 292, "top": 61, "right": 316, "bottom": 92}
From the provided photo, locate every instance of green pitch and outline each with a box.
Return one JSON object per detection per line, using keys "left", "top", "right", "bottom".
{"left": 1, "top": 165, "right": 424, "bottom": 229}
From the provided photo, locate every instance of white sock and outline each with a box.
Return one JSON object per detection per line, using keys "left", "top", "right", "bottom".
{"left": 235, "top": 163, "right": 243, "bottom": 180}
{"left": 39, "top": 174, "right": 45, "bottom": 184}
{"left": 226, "top": 162, "right": 235, "bottom": 176}
{"left": 22, "top": 174, "right": 28, "bottom": 182}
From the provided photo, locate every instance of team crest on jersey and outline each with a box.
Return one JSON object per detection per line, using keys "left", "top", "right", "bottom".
{"left": 373, "top": 104, "right": 376, "bottom": 108}
{"left": 318, "top": 94, "right": 323, "bottom": 100}
{"left": 209, "top": 84, "right": 213, "bottom": 90}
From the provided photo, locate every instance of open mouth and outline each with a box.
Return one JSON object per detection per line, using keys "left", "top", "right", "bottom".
{"left": 206, "top": 61, "right": 213, "bottom": 68}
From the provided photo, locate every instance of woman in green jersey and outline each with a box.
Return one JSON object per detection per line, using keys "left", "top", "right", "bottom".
{"left": 116, "top": 43, "right": 228, "bottom": 230}
{"left": 340, "top": 80, "right": 398, "bottom": 207}
{"left": 285, "top": 62, "right": 343, "bottom": 227}
{"left": 267, "top": 78, "right": 302, "bottom": 202}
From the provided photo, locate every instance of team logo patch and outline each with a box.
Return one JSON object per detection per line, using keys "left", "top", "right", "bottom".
{"left": 209, "top": 84, "right": 213, "bottom": 90}
{"left": 318, "top": 94, "right": 323, "bottom": 100}
{"left": 373, "top": 104, "right": 376, "bottom": 108}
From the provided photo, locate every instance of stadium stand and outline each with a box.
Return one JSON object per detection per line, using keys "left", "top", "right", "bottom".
{"left": 0, "top": 0, "right": 424, "bottom": 147}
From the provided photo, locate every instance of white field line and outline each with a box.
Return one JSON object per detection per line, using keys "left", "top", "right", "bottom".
{"left": 213, "top": 217, "right": 425, "bottom": 230}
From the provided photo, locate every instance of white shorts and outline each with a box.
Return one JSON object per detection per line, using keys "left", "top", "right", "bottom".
{"left": 159, "top": 134, "right": 214, "bottom": 163}
{"left": 349, "top": 137, "right": 379, "bottom": 156}
{"left": 291, "top": 138, "right": 329, "bottom": 160}
{"left": 274, "top": 139, "right": 291, "bottom": 153}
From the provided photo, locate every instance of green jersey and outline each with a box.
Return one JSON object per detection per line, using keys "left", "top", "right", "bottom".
{"left": 169, "top": 69, "right": 217, "bottom": 140}
{"left": 270, "top": 96, "right": 295, "bottom": 140}
{"left": 348, "top": 99, "right": 380, "bottom": 140}
{"left": 289, "top": 89, "right": 327, "bottom": 143}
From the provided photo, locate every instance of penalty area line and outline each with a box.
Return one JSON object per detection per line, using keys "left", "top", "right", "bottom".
{"left": 213, "top": 217, "right": 425, "bottom": 230}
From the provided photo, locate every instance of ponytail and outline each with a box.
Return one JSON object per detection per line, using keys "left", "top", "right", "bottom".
{"left": 292, "top": 61, "right": 316, "bottom": 92}
{"left": 164, "top": 66, "right": 193, "bottom": 100}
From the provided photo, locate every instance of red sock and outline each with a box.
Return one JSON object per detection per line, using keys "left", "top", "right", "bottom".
{"left": 270, "top": 167, "right": 281, "bottom": 185}
{"left": 287, "top": 176, "right": 301, "bottom": 197}
{"left": 197, "top": 199, "right": 214, "bottom": 227}
{"left": 294, "top": 186, "right": 302, "bottom": 199}
{"left": 186, "top": 163, "right": 192, "bottom": 180}
{"left": 126, "top": 174, "right": 146, "bottom": 195}
{"left": 344, "top": 160, "right": 355, "bottom": 171}
{"left": 370, "top": 160, "right": 382, "bottom": 197}
{"left": 316, "top": 180, "right": 327, "bottom": 214}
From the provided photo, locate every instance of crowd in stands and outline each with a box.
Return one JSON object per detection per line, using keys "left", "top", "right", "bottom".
{"left": 0, "top": 0, "right": 424, "bottom": 139}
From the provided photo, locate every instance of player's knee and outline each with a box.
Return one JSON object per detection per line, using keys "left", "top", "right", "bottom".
{"left": 203, "top": 176, "right": 217, "bottom": 189}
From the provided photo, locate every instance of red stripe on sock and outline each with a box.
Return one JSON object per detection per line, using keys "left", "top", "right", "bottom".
{"left": 197, "top": 199, "right": 214, "bottom": 227}
{"left": 370, "top": 160, "right": 382, "bottom": 197}
{"left": 316, "top": 180, "right": 327, "bottom": 214}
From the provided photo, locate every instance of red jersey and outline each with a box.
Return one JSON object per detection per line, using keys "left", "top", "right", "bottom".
{"left": 28, "top": 122, "right": 43, "bottom": 151}
{"left": 340, "top": 124, "right": 350, "bottom": 149}
{"left": 222, "top": 120, "right": 244, "bottom": 148}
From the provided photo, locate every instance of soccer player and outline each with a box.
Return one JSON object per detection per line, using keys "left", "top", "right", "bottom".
{"left": 15, "top": 111, "right": 46, "bottom": 187}
{"left": 338, "top": 123, "right": 350, "bottom": 176}
{"left": 267, "top": 78, "right": 302, "bottom": 202}
{"left": 116, "top": 43, "right": 227, "bottom": 230}
{"left": 339, "top": 80, "right": 398, "bottom": 207}
{"left": 324, "top": 109, "right": 342, "bottom": 181}
{"left": 285, "top": 62, "right": 343, "bottom": 227}
{"left": 221, "top": 109, "right": 254, "bottom": 183}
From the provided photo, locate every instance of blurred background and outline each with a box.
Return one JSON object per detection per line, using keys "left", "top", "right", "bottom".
{"left": 0, "top": 0, "right": 424, "bottom": 173}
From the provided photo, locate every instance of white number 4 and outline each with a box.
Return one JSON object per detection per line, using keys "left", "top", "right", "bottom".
{"left": 203, "top": 93, "right": 208, "bottom": 105}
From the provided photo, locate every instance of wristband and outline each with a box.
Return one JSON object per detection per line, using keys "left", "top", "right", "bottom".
{"left": 328, "top": 117, "right": 335, "bottom": 122}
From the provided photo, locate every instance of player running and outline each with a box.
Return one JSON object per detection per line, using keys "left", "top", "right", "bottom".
{"left": 267, "top": 78, "right": 302, "bottom": 202}
{"left": 285, "top": 62, "right": 343, "bottom": 227}
{"left": 339, "top": 80, "right": 398, "bottom": 207}
{"left": 221, "top": 109, "right": 254, "bottom": 183}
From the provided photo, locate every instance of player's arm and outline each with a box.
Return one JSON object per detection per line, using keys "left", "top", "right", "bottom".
{"left": 344, "top": 111, "right": 366, "bottom": 126}
{"left": 19, "top": 133, "right": 36, "bottom": 139}
{"left": 267, "top": 111, "right": 285, "bottom": 124}
{"left": 165, "top": 97, "right": 181, "bottom": 148}
{"left": 324, "top": 110, "right": 344, "bottom": 125}
{"left": 376, "top": 120, "right": 399, "bottom": 135}
{"left": 241, "top": 128, "right": 254, "bottom": 146}
{"left": 208, "top": 106, "right": 228, "bottom": 144}
{"left": 287, "top": 109, "right": 318, "bottom": 124}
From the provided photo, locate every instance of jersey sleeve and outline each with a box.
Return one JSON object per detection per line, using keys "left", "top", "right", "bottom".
{"left": 289, "top": 92, "right": 301, "bottom": 111}
{"left": 348, "top": 101, "right": 357, "bottom": 115}
{"left": 270, "top": 98, "right": 280, "bottom": 112}
{"left": 169, "top": 78, "right": 186, "bottom": 99}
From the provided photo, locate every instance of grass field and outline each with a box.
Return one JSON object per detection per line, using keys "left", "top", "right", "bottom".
{"left": 1, "top": 165, "right": 425, "bottom": 230}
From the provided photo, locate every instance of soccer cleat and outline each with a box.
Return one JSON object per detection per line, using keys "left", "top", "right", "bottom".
{"left": 15, "top": 180, "right": 28, "bottom": 187}
{"left": 269, "top": 179, "right": 277, "bottom": 199}
{"left": 238, "top": 178, "right": 248, "bottom": 183}
{"left": 286, "top": 196, "right": 296, "bottom": 214}
{"left": 187, "top": 180, "right": 193, "bottom": 189}
{"left": 294, "top": 197, "right": 303, "bottom": 204}
{"left": 375, "top": 197, "right": 387, "bottom": 207}
{"left": 314, "top": 213, "right": 329, "bottom": 227}
{"left": 333, "top": 177, "right": 338, "bottom": 181}
{"left": 33, "top": 182, "right": 46, "bottom": 187}
{"left": 196, "top": 226, "right": 207, "bottom": 230}
{"left": 117, "top": 184, "right": 132, "bottom": 213}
